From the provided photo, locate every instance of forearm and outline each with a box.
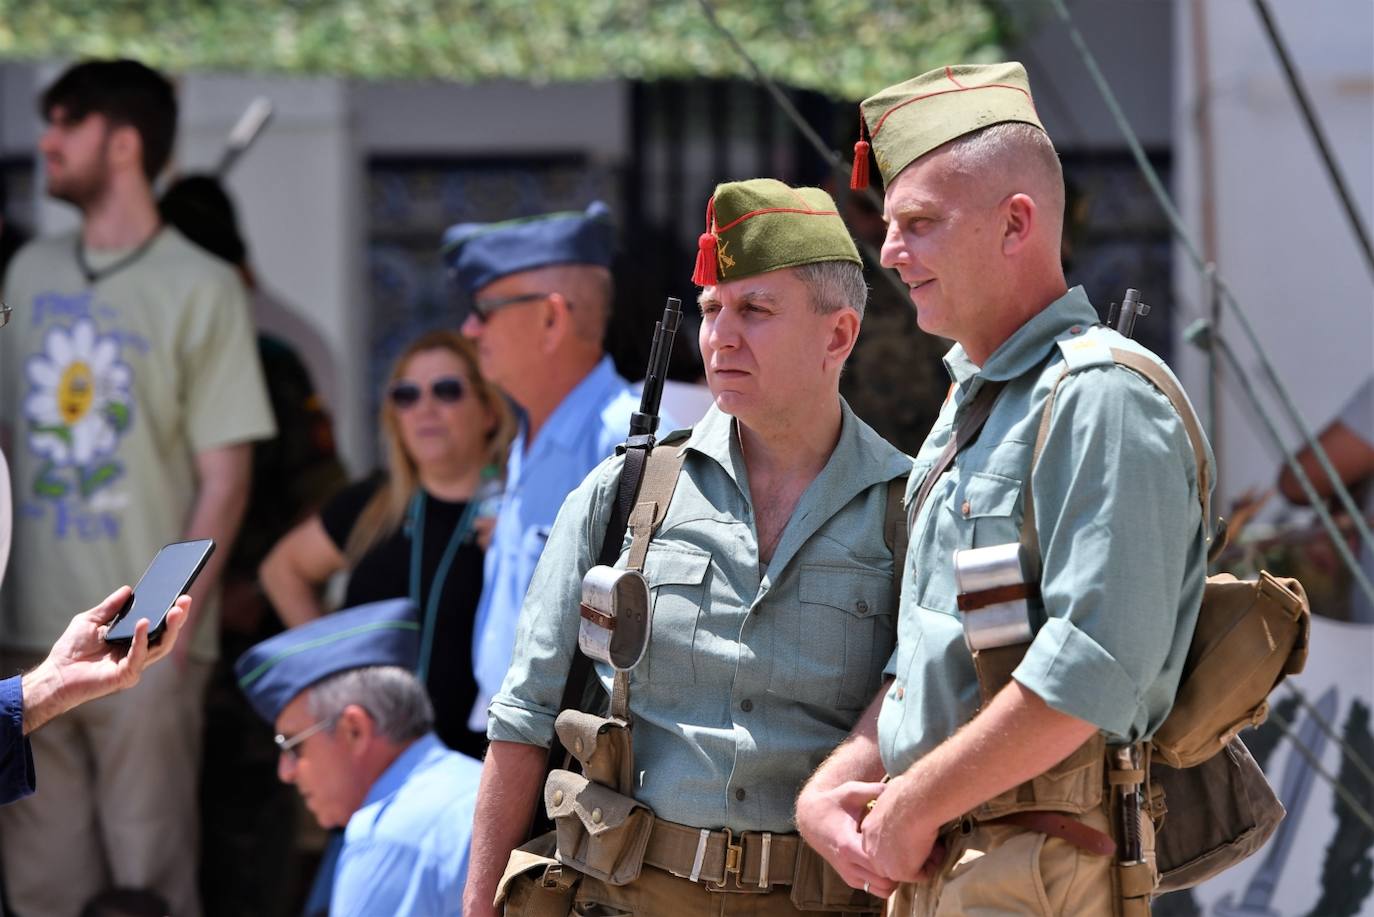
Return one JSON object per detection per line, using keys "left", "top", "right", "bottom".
{"left": 804, "top": 679, "right": 890, "bottom": 794}
{"left": 890, "top": 679, "right": 1098, "bottom": 827}
{"left": 462, "top": 740, "right": 546, "bottom": 917}
{"left": 258, "top": 553, "right": 326, "bottom": 627}
{"left": 18, "top": 664, "right": 65, "bottom": 735}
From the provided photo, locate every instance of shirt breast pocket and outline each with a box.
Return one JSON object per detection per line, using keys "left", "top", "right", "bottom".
{"left": 769, "top": 564, "right": 893, "bottom": 712}
{"left": 641, "top": 547, "right": 712, "bottom": 686}
{"left": 959, "top": 470, "right": 1023, "bottom": 549}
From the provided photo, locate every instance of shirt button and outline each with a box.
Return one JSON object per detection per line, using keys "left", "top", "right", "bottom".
{"left": 961, "top": 500, "right": 972, "bottom": 517}
{"left": 552, "top": 790, "right": 565, "bottom": 806}
{"left": 591, "top": 807, "right": 603, "bottom": 824}
{"left": 740, "top": 698, "right": 754, "bottom": 712}
{"left": 896, "top": 686, "right": 906, "bottom": 700}
{"left": 855, "top": 600, "right": 869, "bottom": 614}
{"left": 735, "top": 788, "right": 747, "bottom": 801}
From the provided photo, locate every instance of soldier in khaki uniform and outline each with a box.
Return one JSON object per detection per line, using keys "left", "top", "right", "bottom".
{"left": 797, "top": 64, "right": 1214, "bottom": 915}
{"left": 462, "top": 179, "right": 909, "bottom": 916}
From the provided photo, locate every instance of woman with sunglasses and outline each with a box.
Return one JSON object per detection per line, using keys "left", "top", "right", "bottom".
{"left": 260, "top": 330, "right": 514, "bottom": 757}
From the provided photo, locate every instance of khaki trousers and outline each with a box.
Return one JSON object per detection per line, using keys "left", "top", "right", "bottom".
{"left": 885, "top": 808, "right": 1122, "bottom": 917}
{"left": 0, "top": 651, "right": 211, "bottom": 917}
{"left": 571, "top": 866, "right": 880, "bottom": 917}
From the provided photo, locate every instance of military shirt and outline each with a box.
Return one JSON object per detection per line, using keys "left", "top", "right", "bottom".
{"left": 469, "top": 356, "right": 654, "bottom": 729}
{"left": 489, "top": 401, "right": 910, "bottom": 833}
{"left": 878, "top": 287, "right": 1214, "bottom": 777}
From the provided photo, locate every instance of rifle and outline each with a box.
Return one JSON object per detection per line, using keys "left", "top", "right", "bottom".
{"left": 537, "top": 297, "right": 683, "bottom": 799}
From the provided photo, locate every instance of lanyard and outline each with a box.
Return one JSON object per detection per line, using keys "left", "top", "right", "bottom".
{"left": 406, "top": 491, "right": 479, "bottom": 682}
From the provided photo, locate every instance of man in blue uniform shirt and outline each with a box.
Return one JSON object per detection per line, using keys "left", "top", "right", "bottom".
{"left": 442, "top": 203, "right": 674, "bottom": 732}
{"left": 236, "top": 599, "right": 481, "bottom": 917}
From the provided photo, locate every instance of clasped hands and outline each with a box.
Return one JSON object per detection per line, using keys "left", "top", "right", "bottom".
{"left": 795, "top": 774, "right": 946, "bottom": 899}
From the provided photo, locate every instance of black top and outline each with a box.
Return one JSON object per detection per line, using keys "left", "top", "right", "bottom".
{"left": 320, "top": 474, "right": 486, "bottom": 759}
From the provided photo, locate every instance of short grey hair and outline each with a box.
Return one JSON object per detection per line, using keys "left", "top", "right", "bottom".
{"left": 306, "top": 666, "right": 433, "bottom": 745}
{"left": 941, "top": 122, "right": 1064, "bottom": 231}
{"left": 792, "top": 260, "right": 869, "bottom": 320}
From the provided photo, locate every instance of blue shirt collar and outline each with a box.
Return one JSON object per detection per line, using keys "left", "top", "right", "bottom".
{"left": 360, "top": 732, "right": 447, "bottom": 813}
{"left": 516, "top": 355, "right": 627, "bottom": 453}
{"left": 943, "top": 286, "right": 1099, "bottom": 388}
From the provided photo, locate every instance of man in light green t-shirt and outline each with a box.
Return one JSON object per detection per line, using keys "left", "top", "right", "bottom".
{"left": 0, "top": 59, "right": 275, "bottom": 917}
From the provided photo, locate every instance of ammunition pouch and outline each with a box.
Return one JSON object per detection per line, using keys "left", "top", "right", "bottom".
{"left": 790, "top": 843, "right": 887, "bottom": 912}
{"left": 972, "top": 731, "right": 1106, "bottom": 821}
{"left": 496, "top": 830, "right": 578, "bottom": 917}
{"left": 545, "top": 769, "right": 655, "bottom": 886}
{"left": 555, "top": 709, "right": 635, "bottom": 792}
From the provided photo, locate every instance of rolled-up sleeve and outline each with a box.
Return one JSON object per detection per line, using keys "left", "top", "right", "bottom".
{"left": 487, "top": 456, "right": 619, "bottom": 747}
{"left": 1014, "top": 366, "right": 1206, "bottom": 742}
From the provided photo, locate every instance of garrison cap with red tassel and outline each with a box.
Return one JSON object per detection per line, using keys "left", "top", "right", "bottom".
{"left": 692, "top": 178, "right": 860, "bottom": 287}
{"left": 851, "top": 62, "right": 1046, "bottom": 191}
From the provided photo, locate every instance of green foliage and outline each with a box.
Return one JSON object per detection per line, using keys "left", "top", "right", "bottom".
{"left": 0, "top": 0, "right": 1002, "bottom": 100}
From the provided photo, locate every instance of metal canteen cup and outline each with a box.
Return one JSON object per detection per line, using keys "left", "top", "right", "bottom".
{"left": 954, "top": 542, "right": 1034, "bottom": 652}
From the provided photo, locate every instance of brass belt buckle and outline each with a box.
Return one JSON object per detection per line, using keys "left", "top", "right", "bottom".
{"left": 707, "top": 828, "right": 745, "bottom": 890}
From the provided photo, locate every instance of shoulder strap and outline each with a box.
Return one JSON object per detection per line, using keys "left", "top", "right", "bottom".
{"left": 884, "top": 474, "right": 911, "bottom": 616}
{"left": 1021, "top": 347, "right": 1212, "bottom": 582}
{"left": 625, "top": 441, "right": 689, "bottom": 572}
{"left": 553, "top": 439, "right": 689, "bottom": 726}
{"left": 906, "top": 381, "right": 1007, "bottom": 535}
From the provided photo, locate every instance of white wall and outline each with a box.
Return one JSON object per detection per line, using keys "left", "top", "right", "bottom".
{"left": 1174, "top": 0, "right": 1374, "bottom": 510}
{"left": 178, "top": 74, "right": 365, "bottom": 467}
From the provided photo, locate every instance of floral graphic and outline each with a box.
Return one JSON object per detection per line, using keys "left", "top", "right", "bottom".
{"left": 24, "top": 319, "right": 133, "bottom": 498}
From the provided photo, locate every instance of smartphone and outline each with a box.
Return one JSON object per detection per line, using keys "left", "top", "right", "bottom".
{"left": 103, "top": 539, "right": 215, "bottom": 645}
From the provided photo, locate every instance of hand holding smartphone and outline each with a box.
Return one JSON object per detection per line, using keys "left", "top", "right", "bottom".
{"left": 103, "top": 539, "right": 215, "bottom": 645}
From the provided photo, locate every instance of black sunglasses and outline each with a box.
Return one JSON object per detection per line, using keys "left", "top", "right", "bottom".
{"left": 469, "top": 291, "right": 558, "bottom": 323}
{"left": 388, "top": 376, "right": 466, "bottom": 409}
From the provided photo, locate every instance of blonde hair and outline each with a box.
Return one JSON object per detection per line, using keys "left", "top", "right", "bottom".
{"left": 343, "top": 330, "right": 515, "bottom": 566}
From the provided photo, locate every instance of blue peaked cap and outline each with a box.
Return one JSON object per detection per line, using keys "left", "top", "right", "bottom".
{"left": 234, "top": 598, "right": 419, "bottom": 724}
{"left": 441, "top": 201, "right": 616, "bottom": 294}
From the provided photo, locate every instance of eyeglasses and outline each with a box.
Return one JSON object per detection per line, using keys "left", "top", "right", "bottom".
{"left": 469, "top": 291, "right": 554, "bottom": 323}
{"left": 274, "top": 715, "right": 338, "bottom": 761}
{"left": 0, "top": 302, "right": 11, "bottom": 329}
{"left": 388, "top": 376, "right": 466, "bottom": 409}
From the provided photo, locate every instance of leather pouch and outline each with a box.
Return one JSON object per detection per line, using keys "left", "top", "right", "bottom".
{"left": 545, "top": 769, "right": 654, "bottom": 886}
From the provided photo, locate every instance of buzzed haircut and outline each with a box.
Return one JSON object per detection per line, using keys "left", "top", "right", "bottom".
{"left": 943, "top": 121, "right": 1065, "bottom": 237}
{"left": 526, "top": 264, "right": 614, "bottom": 345}
{"left": 40, "top": 59, "right": 178, "bottom": 182}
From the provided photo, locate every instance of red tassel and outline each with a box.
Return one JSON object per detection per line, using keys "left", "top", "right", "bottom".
{"left": 850, "top": 139, "right": 870, "bottom": 190}
{"left": 851, "top": 110, "right": 871, "bottom": 190}
{"left": 693, "top": 232, "right": 718, "bottom": 286}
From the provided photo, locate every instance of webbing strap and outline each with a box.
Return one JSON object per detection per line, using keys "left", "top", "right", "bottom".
{"left": 1021, "top": 348, "right": 1212, "bottom": 584}
{"left": 626, "top": 443, "right": 689, "bottom": 572}
{"left": 906, "top": 381, "right": 1007, "bottom": 535}
{"left": 883, "top": 475, "right": 910, "bottom": 617}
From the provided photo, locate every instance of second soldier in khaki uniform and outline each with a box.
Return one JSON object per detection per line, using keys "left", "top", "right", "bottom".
{"left": 462, "top": 179, "right": 909, "bottom": 916}
{"left": 798, "top": 63, "right": 1213, "bottom": 916}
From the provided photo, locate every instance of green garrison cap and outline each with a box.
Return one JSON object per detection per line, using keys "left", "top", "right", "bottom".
{"left": 850, "top": 62, "right": 1045, "bottom": 190}
{"left": 692, "top": 178, "right": 861, "bottom": 287}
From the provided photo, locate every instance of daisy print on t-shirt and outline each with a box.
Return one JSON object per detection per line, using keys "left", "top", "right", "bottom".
{"left": 23, "top": 317, "right": 134, "bottom": 503}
